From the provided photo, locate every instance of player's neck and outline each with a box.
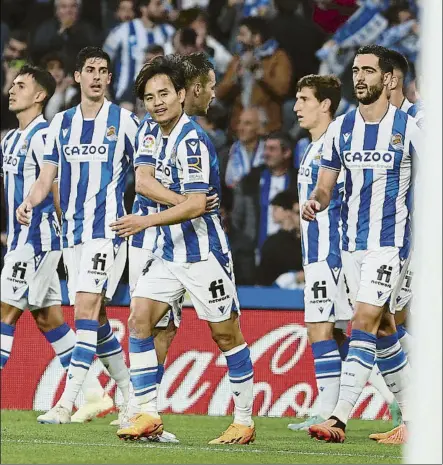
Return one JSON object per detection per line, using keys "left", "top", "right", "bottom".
{"left": 141, "top": 16, "right": 154, "bottom": 29}
{"left": 359, "top": 97, "right": 390, "bottom": 123}
{"left": 309, "top": 119, "right": 331, "bottom": 142}
{"left": 80, "top": 97, "right": 105, "bottom": 119}
{"left": 390, "top": 90, "right": 405, "bottom": 109}
{"left": 160, "top": 112, "right": 183, "bottom": 136}
{"left": 16, "top": 107, "right": 42, "bottom": 131}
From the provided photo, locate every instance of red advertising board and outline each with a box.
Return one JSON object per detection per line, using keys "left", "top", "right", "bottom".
{"left": 1, "top": 307, "right": 390, "bottom": 420}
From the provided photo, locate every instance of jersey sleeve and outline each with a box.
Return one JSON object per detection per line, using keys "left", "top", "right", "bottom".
{"left": 103, "top": 24, "right": 123, "bottom": 61}
{"left": 134, "top": 121, "right": 159, "bottom": 168}
{"left": 43, "top": 114, "right": 62, "bottom": 167}
{"left": 320, "top": 121, "right": 342, "bottom": 172}
{"left": 177, "top": 136, "right": 210, "bottom": 194}
{"left": 29, "top": 128, "right": 48, "bottom": 168}
{"left": 123, "top": 112, "right": 139, "bottom": 163}
{"left": 407, "top": 117, "right": 422, "bottom": 159}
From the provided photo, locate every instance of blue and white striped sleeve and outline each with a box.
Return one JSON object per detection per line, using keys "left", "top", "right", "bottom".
{"left": 103, "top": 24, "right": 123, "bottom": 61}
{"left": 123, "top": 112, "right": 139, "bottom": 163}
{"left": 320, "top": 121, "right": 342, "bottom": 172}
{"left": 43, "top": 114, "right": 62, "bottom": 167}
{"left": 178, "top": 137, "right": 210, "bottom": 194}
{"left": 134, "top": 123, "right": 158, "bottom": 168}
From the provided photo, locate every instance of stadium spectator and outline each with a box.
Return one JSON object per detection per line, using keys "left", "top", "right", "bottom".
{"left": 230, "top": 132, "right": 297, "bottom": 284}
{"left": 216, "top": 17, "right": 292, "bottom": 134}
{"left": 256, "top": 190, "right": 303, "bottom": 286}
{"left": 311, "top": 0, "right": 358, "bottom": 34}
{"left": 225, "top": 106, "right": 266, "bottom": 188}
{"left": 173, "top": 27, "right": 199, "bottom": 55}
{"left": 195, "top": 102, "right": 229, "bottom": 154}
{"left": 113, "top": 0, "right": 136, "bottom": 28}
{"left": 41, "top": 53, "right": 77, "bottom": 121}
{"left": 104, "top": 0, "right": 175, "bottom": 102}
{"left": 1, "top": 21, "right": 9, "bottom": 55}
{"left": 31, "top": 0, "right": 99, "bottom": 74}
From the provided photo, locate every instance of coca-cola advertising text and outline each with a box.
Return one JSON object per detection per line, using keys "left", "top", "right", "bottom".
{"left": 1, "top": 307, "right": 389, "bottom": 420}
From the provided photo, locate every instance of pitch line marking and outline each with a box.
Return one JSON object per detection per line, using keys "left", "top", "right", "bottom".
{"left": 3, "top": 438, "right": 402, "bottom": 460}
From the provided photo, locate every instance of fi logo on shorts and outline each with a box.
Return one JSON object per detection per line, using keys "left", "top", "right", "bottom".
{"left": 371, "top": 265, "right": 392, "bottom": 288}
{"left": 91, "top": 253, "right": 107, "bottom": 273}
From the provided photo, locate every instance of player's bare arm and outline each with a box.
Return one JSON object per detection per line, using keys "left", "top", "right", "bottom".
{"left": 136, "top": 165, "right": 219, "bottom": 212}
{"left": 16, "top": 163, "right": 58, "bottom": 225}
{"left": 111, "top": 193, "right": 206, "bottom": 238}
{"left": 51, "top": 182, "right": 62, "bottom": 223}
{"left": 302, "top": 167, "right": 340, "bottom": 222}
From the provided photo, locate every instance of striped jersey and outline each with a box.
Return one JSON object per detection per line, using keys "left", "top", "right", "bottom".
{"left": 320, "top": 104, "right": 421, "bottom": 252}
{"left": 131, "top": 113, "right": 162, "bottom": 250}
{"left": 298, "top": 134, "right": 344, "bottom": 266}
{"left": 150, "top": 112, "right": 230, "bottom": 263}
{"left": 104, "top": 19, "right": 175, "bottom": 101}
{"left": 1, "top": 115, "right": 60, "bottom": 254}
{"left": 400, "top": 98, "right": 424, "bottom": 129}
{"left": 43, "top": 100, "right": 139, "bottom": 248}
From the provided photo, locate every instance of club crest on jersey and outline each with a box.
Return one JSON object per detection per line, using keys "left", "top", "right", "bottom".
{"left": 19, "top": 140, "right": 29, "bottom": 155}
{"left": 106, "top": 126, "right": 118, "bottom": 142}
{"left": 390, "top": 133, "right": 403, "bottom": 150}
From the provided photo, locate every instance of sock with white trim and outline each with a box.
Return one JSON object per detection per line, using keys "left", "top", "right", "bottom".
{"left": 224, "top": 343, "right": 254, "bottom": 427}
{"left": 0, "top": 322, "right": 15, "bottom": 369}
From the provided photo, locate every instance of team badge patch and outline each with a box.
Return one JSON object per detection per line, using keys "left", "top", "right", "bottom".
{"left": 19, "top": 140, "right": 29, "bottom": 156}
{"left": 142, "top": 134, "right": 157, "bottom": 155}
{"left": 391, "top": 133, "right": 403, "bottom": 150}
{"left": 106, "top": 126, "right": 118, "bottom": 141}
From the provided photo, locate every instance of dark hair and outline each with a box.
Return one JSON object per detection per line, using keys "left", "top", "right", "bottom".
{"left": 355, "top": 45, "right": 394, "bottom": 74}
{"left": 239, "top": 17, "right": 271, "bottom": 43}
{"left": 296, "top": 74, "right": 342, "bottom": 117}
{"left": 271, "top": 190, "right": 299, "bottom": 210}
{"left": 16, "top": 65, "right": 56, "bottom": 107}
{"left": 176, "top": 7, "right": 208, "bottom": 28}
{"left": 135, "top": 55, "right": 186, "bottom": 100}
{"left": 385, "top": 49, "right": 409, "bottom": 77}
{"left": 138, "top": 0, "right": 152, "bottom": 7}
{"left": 181, "top": 52, "right": 214, "bottom": 87}
{"left": 145, "top": 44, "right": 164, "bottom": 56}
{"left": 266, "top": 131, "right": 293, "bottom": 153}
{"left": 40, "top": 52, "right": 66, "bottom": 70}
{"left": 178, "top": 27, "right": 198, "bottom": 47}
{"left": 75, "top": 46, "right": 111, "bottom": 72}
{"left": 9, "top": 29, "right": 28, "bottom": 45}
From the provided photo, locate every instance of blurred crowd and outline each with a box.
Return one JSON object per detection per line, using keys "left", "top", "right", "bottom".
{"left": 1, "top": 0, "right": 421, "bottom": 287}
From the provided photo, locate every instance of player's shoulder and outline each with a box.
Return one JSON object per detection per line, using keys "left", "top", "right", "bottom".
{"left": 110, "top": 103, "right": 140, "bottom": 127}
{"left": 328, "top": 111, "right": 350, "bottom": 134}
{"left": 1, "top": 128, "right": 17, "bottom": 151}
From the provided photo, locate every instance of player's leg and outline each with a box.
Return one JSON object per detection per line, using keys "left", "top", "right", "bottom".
{"left": 0, "top": 302, "right": 22, "bottom": 368}
{"left": 117, "top": 257, "right": 181, "bottom": 440}
{"left": 309, "top": 248, "right": 402, "bottom": 443}
{"left": 289, "top": 260, "right": 346, "bottom": 431}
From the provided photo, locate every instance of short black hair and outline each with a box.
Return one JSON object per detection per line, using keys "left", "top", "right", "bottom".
{"left": 178, "top": 27, "right": 198, "bottom": 47}
{"left": 135, "top": 55, "right": 186, "bottom": 100}
{"left": 9, "top": 29, "right": 28, "bottom": 45}
{"left": 355, "top": 45, "right": 394, "bottom": 74}
{"left": 239, "top": 17, "right": 271, "bottom": 43}
{"left": 266, "top": 131, "right": 293, "bottom": 153}
{"left": 16, "top": 65, "right": 56, "bottom": 107}
{"left": 181, "top": 52, "right": 214, "bottom": 87}
{"left": 75, "top": 46, "right": 111, "bottom": 72}
{"left": 40, "top": 52, "right": 66, "bottom": 70}
{"left": 385, "top": 49, "right": 409, "bottom": 77}
{"left": 271, "top": 190, "right": 299, "bottom": 210}
{"left": 145, "top": 44, "right": 165, "bottom": 56}
{"left": 297, "top": 74, "right": 342, "bottom": 117}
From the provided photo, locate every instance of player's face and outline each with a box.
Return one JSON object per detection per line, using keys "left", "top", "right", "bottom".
{"left": 192, "top": 70, "right": 216, "bottom": 116}
{"left": 143, "top": 74, "right": 185, "bottom": 125}
{"left": 75, "top": 58, "right": 111, "bottom": 101}
{"left": 294, "top": 87, "right": 323, "bottom": 130}
{"left": 352, "top": 54, "right": 391, "bottom": 105}
{"left": 8, "top": 74, "right": 45, "bottom": 114}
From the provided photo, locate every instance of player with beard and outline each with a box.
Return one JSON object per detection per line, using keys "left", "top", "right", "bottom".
{"left": 302, "top": 45, "right": 421, "bottom": 444}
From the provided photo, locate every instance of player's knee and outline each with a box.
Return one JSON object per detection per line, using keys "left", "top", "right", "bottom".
{"left": 352, "top": 302, "right": 384, "bottom": 333}
{"left": 32, "top": 308, "right": 63, "bottom": 333}
{"left": 211, "top": 330, "right": 237, "bottom": 351}
{"left": 306, "top": 322, "right": 334, "bottom": 343}
{"left": 74, "top": 292, "right": 102, "bottom": 320}
{"left": 377, "top": 311, "right": 396, "bottom": 338}
{"left": 128, "top": 302, "right": 152, "bottom": 337}
{"left": 0, "top": 302, "right": 22, "bottom": 325}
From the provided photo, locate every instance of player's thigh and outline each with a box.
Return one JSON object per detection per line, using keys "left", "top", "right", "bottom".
{"left": 128, "top": 245, "right": 154, "bottom": 295}
{"left": 358, "top": 247, "right": 401, "bottom": 310}
{"left": 172, "top": 250, "right": 240, "bottom": 323}
{"left": 0, "top": 301, "right": 23, "bottom": 325}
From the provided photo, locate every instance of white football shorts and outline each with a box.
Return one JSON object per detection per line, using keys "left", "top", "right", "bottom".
{"left": 341, "top": 247, "right": 402, "bottom": 312}
{"left": 303, "top": 259, "right": 353, "bottom": 324}
{"left": 63, "top": 238, "right": 127, "bottom": 305}
{"left": 129, "top": 244, "right": 182, "bottom": 328}
{"left": 391, "top": 254, "right": 413, "bottom": 313}
{"left": 132, "top": 249, "right": 240, "bottom": 323}
{"left": 1, "top": 244, "right": 62, "bottom": 311}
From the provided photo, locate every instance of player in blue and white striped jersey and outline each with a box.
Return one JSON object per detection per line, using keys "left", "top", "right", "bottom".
{"left": 17, "top": 47, "right": 137, "bottom": 425}
{"left": 303, "top": 45, "right": 420, "bottom": 443}
{"left": 104, "top": 0, "right": 174, "bottom": 102}
{"left": 288, "top": 74, "right": 353, "bottom": 433}
{"left": 1, "top": 65, "right": 111, "bottom": 418}
{"left": 111, "top": 56, "right": 255, "bottom": 445}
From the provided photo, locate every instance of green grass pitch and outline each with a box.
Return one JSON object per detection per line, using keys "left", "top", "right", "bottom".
{"left": 1, "top": 411, "right": 402, "bottom": 464}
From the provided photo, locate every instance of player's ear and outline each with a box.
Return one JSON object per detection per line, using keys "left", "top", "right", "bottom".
{"left": 107, "top": 72, "right": 112, "bottom": 85}
{"left": 383, "top": 71, "right": 393, "bottom": 87}
{"left": 390, "top": 75, "right": 399, "bottom": 91}
{"left": 74, "top": 70, "right": 81, "bottom": 84}
{"left": 178, "top": 88, "right": 186, "bottom": 104}
{"left": 34, "top": 89, "right": 46, "bottom": 105}
{"left": 194, "top": 81, "right": 201, "bottom": 97}
{"left": 321, "top": 98, "right": 332, "bottom": 114}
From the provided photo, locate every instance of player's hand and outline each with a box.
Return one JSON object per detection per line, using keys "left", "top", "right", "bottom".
{"left": 205, "top": 193, "right": 219, "bottom": 213}
{"left": 301, "top": 200, "right": 321, "bottom": 221}
{"left": 110, "top": 215, "right": 151, "bottom": 238}
{"left": 16, "top": 200, "right": 33, "bottom": 226}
